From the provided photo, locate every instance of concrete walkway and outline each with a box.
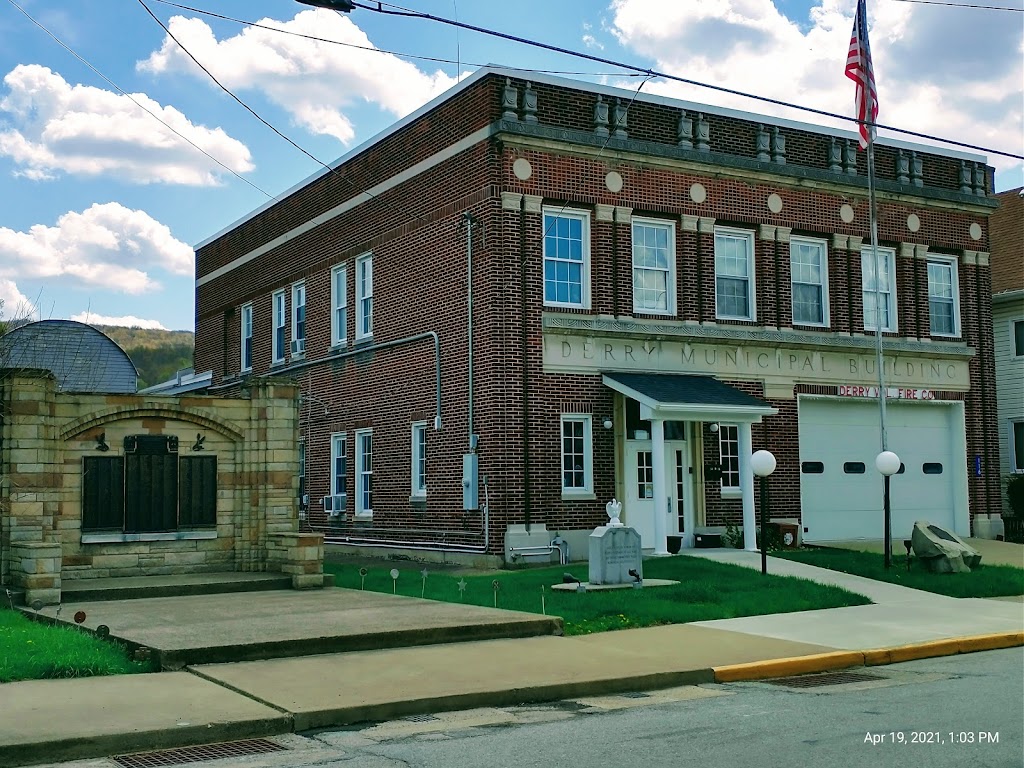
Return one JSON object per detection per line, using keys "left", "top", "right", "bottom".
{"left": 2, "top": 554, "right": 1022, "bottom": 767}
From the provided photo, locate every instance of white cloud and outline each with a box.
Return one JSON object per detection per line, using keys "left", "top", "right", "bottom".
{"left": 0, "top": 202, "right": 193, "bottom": 295}
{"left": 0, "top": 64, "right": 253, "bottom": 184}
{"left": 0, "top": 279, "right": 37, "bottom": 322}
{"left": 138, "top": 10, "right": 460, "bottom": 144}
{"left": 70, "top": 311, "right": 167, "bottom": 330}
{"left": 609, "top": 0, "right": 1023, "bottom": 181}
{"left": 583, "top": 34, "right": 604, "bottom": 50}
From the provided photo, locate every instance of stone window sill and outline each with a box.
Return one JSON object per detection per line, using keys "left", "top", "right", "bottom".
{"left": 81, "top": 530, "right": 217, "bottom": 544}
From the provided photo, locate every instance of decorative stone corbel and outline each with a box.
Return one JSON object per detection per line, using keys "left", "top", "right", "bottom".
{"left": 843, "top": 139, "right": 858, "bottom": 175}
{"left": 523, "top": 194, "right": 543, "bottom": 214}
{"left": 593, "top": 95, "right": 609, "bottom": 138}
{"left": 681, "top": 214, "right": 699, "bottom": 232}
{"left": 896, "top": 150, "right": 910, "bottom": 184}
{"left": 756, "top": 125, "right": 770, "bottom": 162}
{"left": 502, "top": 78, "right": 519, "bottom": 121}
{"left": 828, "top": 138, "right": 843, "bottom": 173}
{"left": 595, "top": 204, "right": 615, "bottom": 222}
{"left": 697, "top": 216, "right": 716, "bottom": 233}
{"left": 771, "top": 127, "right": 786, "bottom": 164}
{"left": 522, "top": 82, "right": 538, "bottom": 123}
{"left": 910, "top": 152, "right": 923, "bottom": 187}
{"left": 696, "top": 114, "right": 710, "bottom": 152}
{"left": 775, "top": 226, "right": 791, "bottom": 243}
{"left": 677, "top": 111, "right": 693, "bottom": 149}
{"left": 614, "top": 206, "right": 633, "bottom": 223}
{"left": 501, "top": 192, "right": 523, "bottom": 211}
{"left": 758, "top": 224, "right": 777, "bottom": 241}
{"left": 613, "top": 98, "right": 628, "bottom": 139}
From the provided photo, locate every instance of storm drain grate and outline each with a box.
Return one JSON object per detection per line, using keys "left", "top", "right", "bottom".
{"left": 618, "top": 691, "right": 652, "bottom": 699}
{"left": 112, "top": 738, "right": 285, "bottom": 768}
{"left": 767, "top": 671, "right": 886, "bottom": 688}
{"left": 402, "top": 713, "right": 440, "bottom": 723}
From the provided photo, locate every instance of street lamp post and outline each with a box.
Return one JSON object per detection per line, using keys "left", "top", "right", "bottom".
{"left": 875, "top": 450, "right": 901, "bottom": 570}
{"left": 750, "top": 450, "right": 777, "bottom": 575}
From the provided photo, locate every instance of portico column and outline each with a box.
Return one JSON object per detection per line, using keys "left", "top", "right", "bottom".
{"left": 738, "top": 422, "right": 758, "bottom": 552}
{"left": 651, "top": 418, "right": 670, "bottom": 555}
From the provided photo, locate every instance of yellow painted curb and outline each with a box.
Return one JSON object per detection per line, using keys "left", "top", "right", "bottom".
{"left": 957, "top": 632, "right": 1024, "bottom": 654}
{"left": 713, "top": 651, "right": 864, "bottom": 683}
{"left": 882, "top": 639, "right": 961, "bottom": 664}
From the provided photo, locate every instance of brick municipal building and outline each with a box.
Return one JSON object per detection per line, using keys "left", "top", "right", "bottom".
{"left": 194, "top": 67, "right": 1000, "bottom": 564}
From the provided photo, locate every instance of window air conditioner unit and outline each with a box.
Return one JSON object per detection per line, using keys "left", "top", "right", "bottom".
{"left": 291, "top": 338, "right": 305, "bottom": 354}
{"left": 322, "top": 495, "right": 334, "bottom": 513}
{"left": 329, "top": 494, "right": 347, "bottom": 517}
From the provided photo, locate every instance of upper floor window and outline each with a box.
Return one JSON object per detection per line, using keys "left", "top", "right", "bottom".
{"left": 543, "top": 209, "right": 591, "bottom": 309}
{"left": 291, "top": 281, "right": 306, "bottom": 355}
{"left": 927, "top": 257, "right": 960, "bottom": 337}
{"left": 560, "top": 414, "right": 593, "bottom": 496}
{"left": 715, "top": 228, "right": 756, "bottom": 321}
{"left": 861, "top": 246, "right": 897, "bottom": 332}
{"left": 356, "top": 253, "right": 373, "bottom": 340}
{"left": 240, "top": 303, "right": 253, "bottom": 373}
{"left": 355, "top": 429, "right": 373, "bottom": 517}
{"left": 411, "top": 422, "right": 427, "bottom": 498}
{"left": 331, "top": 264, "right": 347, "bottom": 347}
{"left": 718, "top": 424, "right": 740, "bottom": 493}
{"left": 632, "top": 218, "right": 676, "bottom": 316}
{"left": 1014, "top": 320, "right": 1024, "bottom": 358}
{"left": 272, "top": 290, "right": 286, "bottom": 364}
{"left": 790, "top": 237, "right": 830, "bottom": 327}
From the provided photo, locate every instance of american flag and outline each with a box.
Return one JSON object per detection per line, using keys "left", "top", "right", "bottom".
{"left": 845, "top": 0, "right": 878, "bottom": 150}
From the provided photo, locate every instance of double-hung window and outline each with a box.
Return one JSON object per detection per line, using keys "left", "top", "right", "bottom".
{"left": 329, "top": 433, "right": 347, "bottom": 513}
{"left": 411, "top": 422, "right": 427, "bottom": 499}
{"left": 356, "top": 253, "right": 373, "bottom": 340}
{"left": 272, "top": 290, "right": 286, "bottom": 364}
{"left": 560, "top": 414, "right": 593, "bottom": 496}
{"left": 543, "top": 209, "right": 590, "bottom": 309}
{"left": 927, "top": 256, "right": 960, "bottom": 337}
{"left": 632, "top": 218, "right": 676, "bottom": 315}
{"left": 718, "top": 424, "right": 740, "bottom": 494}
{"left": 861, "top": 246, "right": 897, "bottom": 332}
{"left": 331, "top": 264, "right": 347, "bottom": 347}
{"left": 715, "top": 228, "right": 756, "bottom": 321}
{"left": 1011, "top": 421, "right": 1024, "bottom": 473}
{"left": 790, "top": 237, "right": 829, "bottom": 326}
{"left": 1014, "top": 320, "right": 1024, "bottom": 358}
{"left": 355, "top": 429, "right": 373, "bottom": 517}
{"left": 291, "top": 281, "right": 306, "bottom": 355}
{"left": 240, "top": 303, "right": 253, "bottom": 373}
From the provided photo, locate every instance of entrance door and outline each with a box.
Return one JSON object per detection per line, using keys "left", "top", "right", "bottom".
{"left": 625, "top": 438, "right": 691, "bottom": 550}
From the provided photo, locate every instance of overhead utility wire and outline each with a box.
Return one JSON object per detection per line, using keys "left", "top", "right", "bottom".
{"left": 150, "top": 0, "right": 641, "bottom": 78}
{"left": 354, "top": 0, "right": 1022, "bottom": 160}
{"left": 4, "top": 0, "right": 280, "bottom": 203}
{"left": 890, "top": 0, "right": 1022, "bottom": 11}
{"left": 136, "top": 0, "right": 431, "bottom": 224}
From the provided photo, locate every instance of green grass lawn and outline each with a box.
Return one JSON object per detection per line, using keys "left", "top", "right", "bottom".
{"left": 324, "top": 556, "right": 871, "bottom": 635}
{"left": 773, "top": 547, "right": 1024, "bottom": 598}
{"left": 0, "top": 609, "right": 154, "bottom": 683}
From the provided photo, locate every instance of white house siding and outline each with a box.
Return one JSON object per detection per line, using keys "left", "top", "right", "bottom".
{"left": 993, "top": 296, "right": 1024, "bottom": 511}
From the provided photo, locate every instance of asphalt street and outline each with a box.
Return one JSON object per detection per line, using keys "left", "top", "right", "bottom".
{"left": 40, "top": 648, "right": 1023, "bottom": 768}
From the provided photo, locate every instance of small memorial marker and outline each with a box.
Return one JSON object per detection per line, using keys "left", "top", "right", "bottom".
{"left": 457, "top": 578, "right": 467, "bottom": 600}
{"left": 492, "top": 579, "right": 501, "bottom": 608}
{"left": 359, "top": 567, "right": 367, "bottom": 590}
{"left": 420, "top": 568, "right": 429, "bottom": 598}
{"left": 390, "top": 568, "right": 400, "bottom": 594}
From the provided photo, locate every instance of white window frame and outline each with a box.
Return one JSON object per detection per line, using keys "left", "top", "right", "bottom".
{"left": 790, "top": 237, "right": 830, "bottom": 327}
{"left": 718, "top": 424, "right": 741, "bottom": 496}
{"left": 355, "top": 428, "right": 373, "bottom": 518}
{"left": 542, "top": 208, "right": 591, "bottom": 310}
{"left": 1010, "top": 420, "right": 1024, "bottom": 474}
{"left": 240, "top": 303, "right": 253, "bottom": 373}
{"left": 860, "top": 246, "right": 898, "bottom": 332}
{"left": 291, "top": 281, "right": 306, "bottom": 354}
{"left": 560, "top": 414, "right": 593, "bottom": 497}
{"left": 926, "top": 256, "right": 960, "bottom": 337}
{"left": 1014, "top": 320, "right": 1024, "bottom": 359}
{"left": 330, "top": 432, "right": 348, "bottom": 512}
{"left": 411, "top": 422, "right": 427, "bottom": 499}
{"left": 631, "top": 217, "right": 676, "bottom": 316}
{"left": 356, "top": 253, "right": 373, "bottom": 341}
{"left": 331, "top": 264, "right": 347, "bottom": 347}
{"left": 272, "top": 290, "right": 286, "bottom": 365}
{"left": 714, "top": 227, "right": 757, "bottom": 321}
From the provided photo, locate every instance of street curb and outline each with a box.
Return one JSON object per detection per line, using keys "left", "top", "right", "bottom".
{"left": 713, "top": 631, "right": 1024, "bottom": 682}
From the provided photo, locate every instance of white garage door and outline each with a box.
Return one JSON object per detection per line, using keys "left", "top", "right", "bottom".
{"left": 798, "top": 398, "right": 966, "bottom": 542}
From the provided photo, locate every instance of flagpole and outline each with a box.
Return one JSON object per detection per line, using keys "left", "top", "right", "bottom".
{"left": 867, "top": 129, "right": 888, "bottom": 452}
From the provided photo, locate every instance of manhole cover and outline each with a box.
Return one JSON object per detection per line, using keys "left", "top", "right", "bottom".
{"left": 619, "top": 691, "right": 651, "bottom": 699}
{"left": 113, "top": 738, "right": 285, "bottom": 767}
{"left": 402, "top": 713, "right": 440, "bottom": 723}
{"left": 767, "top": 671, "right": 886, "bottom": 688}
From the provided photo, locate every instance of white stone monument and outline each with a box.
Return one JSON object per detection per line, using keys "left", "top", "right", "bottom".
{"left": 589, "top": 500, "right": 643, "bottom": 585}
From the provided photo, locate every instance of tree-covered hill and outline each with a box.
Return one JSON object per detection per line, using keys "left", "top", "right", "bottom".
{"left": 94, "top": 326, "right": 195, "bottom": 390}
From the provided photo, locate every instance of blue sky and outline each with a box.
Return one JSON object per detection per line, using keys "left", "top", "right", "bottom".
{"left": 1, "top": 0, "right": 1021, "bottom": 331}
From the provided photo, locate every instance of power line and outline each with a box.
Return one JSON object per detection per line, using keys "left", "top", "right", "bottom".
{"left": 3, "top": 0, "right": 279, "bottom": 202}
{"left": 136, "top": 0, "right": 431, "bottom": 225}
{"left": 351, "top": 0, "right": 1022, "bottom": 160}
{"left": 890, "top": 0, "right": 1022, "bottom": 11}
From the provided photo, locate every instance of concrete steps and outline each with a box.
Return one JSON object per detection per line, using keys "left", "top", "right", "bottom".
{"left": 59, "top": 572, "right": 321, "bottom": 603}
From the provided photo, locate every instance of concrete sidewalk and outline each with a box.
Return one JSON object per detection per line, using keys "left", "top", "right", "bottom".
{"left": 2, "top": 553, "right": 1022, "bottom": 767}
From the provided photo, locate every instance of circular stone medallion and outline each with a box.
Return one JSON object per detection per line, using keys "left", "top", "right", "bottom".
{"left": 689, "top": 183, "right": 707, "bottom": 204}
{"left": 969, "top": 222, "right": 983, "bottom": 241}
{"left": 767, "top": 193, "right": 783, "bottom": 214}
{"left": 605, "top": 170, "right": 623, "bottom": 193}
{"left": 840, "top": 203, "right": 855, "bottom": 223}
{"left": 512, "top": 158, "right": 532, "bottom": 181}
{"left": 907, "top": 213, "right": 921, "bottom": 233}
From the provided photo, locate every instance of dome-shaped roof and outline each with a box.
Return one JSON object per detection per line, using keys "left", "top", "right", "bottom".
{"left": 0, "top": 319, "right": 138, "bottom": 393}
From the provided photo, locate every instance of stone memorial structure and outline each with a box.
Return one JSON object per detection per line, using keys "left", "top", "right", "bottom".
{"left": 589, "top": 499, "right": 643, "bottom": 585}
{"left": 911, "top": 519, "right": 982, "bottom": 573}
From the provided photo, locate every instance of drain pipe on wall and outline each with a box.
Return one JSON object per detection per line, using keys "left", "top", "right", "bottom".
{"left": 462, "top": 212, "right": 480, "bottom": 513}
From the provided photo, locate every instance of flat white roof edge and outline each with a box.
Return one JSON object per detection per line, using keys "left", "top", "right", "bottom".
{"left": 195, "top": 64, "right": 987, "bottom": 250}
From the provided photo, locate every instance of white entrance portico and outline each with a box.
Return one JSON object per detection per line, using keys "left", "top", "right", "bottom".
{"left": 603, "top": 372, "right": 778, "bottom": 555}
